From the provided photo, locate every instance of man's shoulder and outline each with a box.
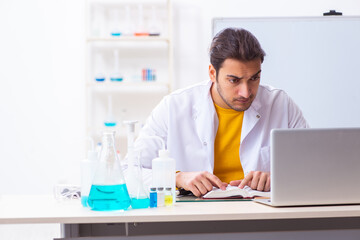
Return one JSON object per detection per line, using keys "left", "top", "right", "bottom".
{"left": 258, "top": 84, "right": 289, "bottom": 99}
{"left": 167, "top": 80, "right": 211, "bottom": 99}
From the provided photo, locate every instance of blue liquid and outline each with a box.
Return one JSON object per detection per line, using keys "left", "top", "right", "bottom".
{"left": 111, "top": 32, "right": 122, "bottom": 37}
{"left": 81, "top": 196, "right": 89, "bottom": 207}
{"left": 149, "top": 192, "right": 157, "bottom": 208}
{"left": 131, "top": 198, "right": 150, "bottom": 209}
{"left": 110, "top": 77, "right": 123, "bottom": 81}
{"left": 95, "top": 77, "right": 105, "bottom": 82}
{"left": 104, "top": 122, "right": 117, "bottom": 127}
{"left": 88, "top": 184, "right": 131, "bottom": 211}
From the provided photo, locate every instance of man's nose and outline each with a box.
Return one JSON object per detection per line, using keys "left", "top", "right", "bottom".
{"left": 237, "top": 83, "right": 251, "bottom": 98}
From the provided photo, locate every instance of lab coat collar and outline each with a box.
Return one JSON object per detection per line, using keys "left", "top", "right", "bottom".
{"left": 241, "top": 92, "right": 261, "bottom": 143}
{"left": 193, "top": 80, "right": 217, "bottom": 171}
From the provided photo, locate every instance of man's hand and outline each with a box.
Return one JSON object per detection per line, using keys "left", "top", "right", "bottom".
{"left": 229, "top": 171, "right": 270, "bottom": 192}
{"left": 176, "top": 171, "right": 227, "bottom": 197}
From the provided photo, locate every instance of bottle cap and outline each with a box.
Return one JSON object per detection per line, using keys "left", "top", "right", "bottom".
{"left": 157, "top": 187, "right": 164, "bottom": 191}
{"left": 150, "top": 187, "right": 156, "bottom": 191}
{"left": 165, "top": 187, "right": 172, "bottom": 191}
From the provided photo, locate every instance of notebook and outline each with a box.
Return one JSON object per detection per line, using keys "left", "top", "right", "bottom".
{"left": 254, "top": 128, "right": 360, "bottom": 207}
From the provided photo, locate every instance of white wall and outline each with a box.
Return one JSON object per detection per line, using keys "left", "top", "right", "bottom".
{"left": 0, "top": 0, "right": 359, "bottom": 238}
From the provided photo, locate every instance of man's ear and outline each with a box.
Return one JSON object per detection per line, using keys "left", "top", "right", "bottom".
{"left": 209, "top": 64, "right": 217, "bottom": 83}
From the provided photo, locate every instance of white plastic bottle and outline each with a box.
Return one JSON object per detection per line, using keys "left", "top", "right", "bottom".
{"left": 152, "top": 150, "right": 176, "bottom": 204}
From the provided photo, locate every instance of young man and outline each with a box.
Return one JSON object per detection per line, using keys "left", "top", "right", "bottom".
{"left": 135, "top": 28, "right": 309, "bottom": 197}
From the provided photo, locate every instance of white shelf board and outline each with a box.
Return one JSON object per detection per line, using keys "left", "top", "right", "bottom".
{"left": 88, "top": 0, "right": 168, "bottom": 5}
{"left": 87, "top": 36, "right": 170, "bottom": 43}
{"left": 87, "top": 125, "right": 126, "bottom": 135}
{"left": 87, "top": 81, "right": 169, "bottom": 93}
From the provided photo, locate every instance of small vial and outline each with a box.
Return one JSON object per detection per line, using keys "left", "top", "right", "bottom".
{"left": 164, "top": 187, "right": 173, "bottom": 207}
{"left": 157, "top": 187, "right": 165, "bottom": 207}
{"left": 149, "top": 187, "right": 157, "bottom": 208}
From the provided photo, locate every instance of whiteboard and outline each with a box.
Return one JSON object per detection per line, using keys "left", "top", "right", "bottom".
{"left": 213, "top": 17, "right": 360, "bottom": 128}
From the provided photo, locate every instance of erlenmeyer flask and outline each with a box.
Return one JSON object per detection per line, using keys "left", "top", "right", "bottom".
{"left": 127, "top": 150, "right": 149, "bottom": 209}
{"left": 88, "top": 131, "right": 131, "bottom": 211}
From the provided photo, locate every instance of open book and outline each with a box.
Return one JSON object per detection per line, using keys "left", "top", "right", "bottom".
{"left": 202, "top": 185, "right": 270, "bottom": 199}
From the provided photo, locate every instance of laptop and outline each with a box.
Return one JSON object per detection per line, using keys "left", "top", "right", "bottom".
{"left": 254, "top": 128, "right": 360, "bottom": 207}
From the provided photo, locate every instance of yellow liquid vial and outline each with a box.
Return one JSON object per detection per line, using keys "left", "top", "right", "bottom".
{"left": 164, "top": 195, "right": 173, "bottom": 206}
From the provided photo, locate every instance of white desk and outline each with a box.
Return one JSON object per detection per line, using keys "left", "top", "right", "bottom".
{"left": 1, "top": 195, "right": 360, "bottom": 239}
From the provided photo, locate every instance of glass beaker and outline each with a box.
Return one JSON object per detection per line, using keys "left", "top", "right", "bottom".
{"left": 88, "top": 131, "right": 131, "bottom": 211}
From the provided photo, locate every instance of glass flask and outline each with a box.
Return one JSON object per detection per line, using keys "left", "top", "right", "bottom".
{"left": 125, "top": 150, "right": 150, "bottom": 209}
{"left": 88, "top": 131, "right": 131, "bottom": 211}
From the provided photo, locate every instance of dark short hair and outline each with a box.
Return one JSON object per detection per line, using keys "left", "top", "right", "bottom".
{"left": 209, "top": 28, "right": 266, "bottom": 73}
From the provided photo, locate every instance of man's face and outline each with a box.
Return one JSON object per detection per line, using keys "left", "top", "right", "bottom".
{"left": 209, "top": 58, "right": 262, "bottom": 112}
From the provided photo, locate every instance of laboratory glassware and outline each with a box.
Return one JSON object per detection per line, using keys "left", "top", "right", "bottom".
{"left": 81, "top": 137, "right": 98, "bottom": 207}
{"left": 88, "top": 131, "right": 131, "bottom": 211}
{"left": 134, "top": 4, "right": 148, "bottom": 36}
{"left": 94, "top": 53, "right": 106, "bottom": 82}
{"left": 148, "top": 6, "right": 161, "bottom": 36}
{"left": 110, "top": 50, "right": 123, "bottom": 81}
{"left": 109, "top": 9, "right": 121, "bottom": 37}
{"left": 149, "top": 187, "right": 157, "bottom": 208}
{"left": 104, "top": 95, "right": 117, "bottom": 127}
{"left": 123, "top": 120, "right": 150, "bottom": 209}
{"left": 157, "top": 187, "right": 165, "bottom": 207}
{"left": 164, "top": 187, "right": 173, "bottom": 207}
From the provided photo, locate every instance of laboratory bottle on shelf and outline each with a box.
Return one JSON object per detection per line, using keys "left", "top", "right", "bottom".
{"left": 104, "top": 95, "right": 117, "bottom": 127}
{"left": 109, "top": 9, "right": 121, "bottom": 37}
{"left": 134, "top": 4, "right": 148, "bottom": 36}
{"left": 148, "top": 6, "right": 161, "bottom": 36}
{"left": 88, "top": 131, "right": 131, "bottom": 211}
{"left": 110, "top": 50, "right": 123, "bottom": 81}
{"left": 122, "top": 5, "right": 133, "bottom": 36}
{"left": 94, "top": 53, "right": 106, "bottom": 82}
{"left": 123, "top": 120, "right": 150, "bottom": 209}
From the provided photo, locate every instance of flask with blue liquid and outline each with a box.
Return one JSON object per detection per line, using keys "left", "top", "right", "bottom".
{"left": 88, "top": 131, "right": 131, "bottom": 211}
{"left": 123, "top": 121, "right": 150, "bottom": 209}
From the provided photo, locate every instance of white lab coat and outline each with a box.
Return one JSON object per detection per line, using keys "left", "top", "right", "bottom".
{"left": 135, "top": 80, "right": 309, "bottom": 176}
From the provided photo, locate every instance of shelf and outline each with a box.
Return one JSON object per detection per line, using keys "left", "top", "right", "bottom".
{"left": 87, "top": 36, "right": 170, "bottom": 42}
{"left": 87, "top": 81, "right": 169, "bottom": 93}
{"left": 87, "top": 125, "right": 126, "bottom": 135}
{"left": 88, "top": 0, "right": 168, "bottom": 5}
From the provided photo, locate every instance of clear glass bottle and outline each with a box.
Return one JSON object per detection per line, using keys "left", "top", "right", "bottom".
{"left": 88, "top": 131, "right": 131, "bottom": 211}
{"left": 157, "top": 187, "right": 165, "bottom": 207}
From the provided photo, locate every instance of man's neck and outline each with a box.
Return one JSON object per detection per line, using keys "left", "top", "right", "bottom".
{"left": 210, "top": 82, "right": 229, "bottom": 109}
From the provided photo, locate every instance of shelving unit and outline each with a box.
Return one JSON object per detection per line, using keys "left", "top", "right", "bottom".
{"left": 85, "top": 0, "right": 173, "bottom": 154}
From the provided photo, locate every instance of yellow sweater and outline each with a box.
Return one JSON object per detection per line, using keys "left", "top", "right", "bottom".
{"left": 213, "top": 103, "right": 245, "bottom": 183}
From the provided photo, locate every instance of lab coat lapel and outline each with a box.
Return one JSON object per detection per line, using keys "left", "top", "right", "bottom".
{"left": 193, "top": 82, "right": 217, "bottom": 171}
{"left": 241, "top": 98, "right": 261, "bottom": 143}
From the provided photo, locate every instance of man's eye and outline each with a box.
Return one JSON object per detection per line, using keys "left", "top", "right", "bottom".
{"left": 250, "top": 76, "right": 260, "bottom": 81}
{"left": 229, "top": 79, "right": 239, "bottom": 83}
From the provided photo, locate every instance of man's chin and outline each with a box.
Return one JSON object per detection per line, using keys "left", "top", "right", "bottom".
{"left": 230, "top": 103, "right": 251, "bottom": 112}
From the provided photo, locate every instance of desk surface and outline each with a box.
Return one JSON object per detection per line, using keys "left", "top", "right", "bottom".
{"left": 1, "top": 195, "right": 360, "bottom": 224}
